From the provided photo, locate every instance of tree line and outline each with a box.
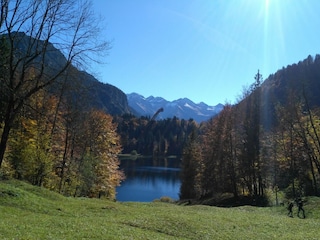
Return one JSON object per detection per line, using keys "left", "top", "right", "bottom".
{"left": 114, "top": 114, "right": 199, "bottom": 156}
{"left": 180, "top": 67, "right": 320, "bottom": 205}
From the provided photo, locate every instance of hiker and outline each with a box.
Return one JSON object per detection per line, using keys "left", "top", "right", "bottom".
{"left": 296, "top": 198, "right": 305, "bottom": 218}
{"left": 287, "top": 201, "right": 294, "bottom": 217}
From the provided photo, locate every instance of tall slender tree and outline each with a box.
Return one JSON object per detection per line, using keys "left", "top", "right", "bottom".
{"left": 238, "top": 70, "right": 263, "bottom": 197}
{"left": 180, "top": 126, "right": 201, "bottom": 199}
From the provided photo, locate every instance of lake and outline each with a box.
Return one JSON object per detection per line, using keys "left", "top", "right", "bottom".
{"left": 116, "top": 156, "right": 181, "bottom": 202}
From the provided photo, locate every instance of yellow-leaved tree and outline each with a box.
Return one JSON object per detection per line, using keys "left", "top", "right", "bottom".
{"left": 77, "top": 110, "right": 125, "bottom": 199}
{"left": 7, "top": 90, "right": 56, "bottom": 186}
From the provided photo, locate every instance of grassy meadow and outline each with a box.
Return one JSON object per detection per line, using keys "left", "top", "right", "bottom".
{"left": 0, "top": 180, "right": 319, "bottom": 239}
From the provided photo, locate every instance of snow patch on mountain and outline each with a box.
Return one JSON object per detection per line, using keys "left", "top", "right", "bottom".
{"left": 127, "top": 93, "right": 223, "bottom": 122}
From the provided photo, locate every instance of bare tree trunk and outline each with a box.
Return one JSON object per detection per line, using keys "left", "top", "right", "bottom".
{"left": 0, "top": 99, "right": 15, "bottom": 166}
{"left": 0, "top": 121, "right": 10, "bottom": 166}
{"left": 308, "top": 156, "right": 318, "bottom": 196}
{"left": 59, "top": 127, "right": 69, "bottom": 193}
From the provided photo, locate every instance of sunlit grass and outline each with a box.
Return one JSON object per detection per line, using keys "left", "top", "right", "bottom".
{"left": 0, "top": 180, "right": 319, "bottom": 239}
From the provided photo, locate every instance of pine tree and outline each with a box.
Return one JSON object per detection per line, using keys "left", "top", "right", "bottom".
{"left": 180, "top": 127, "right": 202, "bottom": 199}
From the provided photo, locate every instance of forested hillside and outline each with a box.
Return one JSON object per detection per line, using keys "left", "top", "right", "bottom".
{"left": 114, "top": 115, "right": 199, "bottom": 156}
{"left": 260, "top": 54, "right": 320, "bottom": 129}
{"left": 8, "top": 32, "right": 131, "bottom": 116}
{"left": 180, "top": 56, "right": 320, "bottom": 205}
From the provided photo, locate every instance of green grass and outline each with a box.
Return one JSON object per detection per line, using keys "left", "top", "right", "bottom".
{"left": 0, "top": 180, "right": 319, "bottom": 239}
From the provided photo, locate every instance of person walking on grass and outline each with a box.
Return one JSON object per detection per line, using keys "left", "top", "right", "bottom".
{"left": 296, "top": 198, "right": 305, "bottom": 219}
{"left": 287, "top": 201, "right": 294, "bottom": 217}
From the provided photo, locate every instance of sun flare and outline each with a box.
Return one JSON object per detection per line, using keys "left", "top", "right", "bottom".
{"left": 265, "top": 0, "right": 270, "bottom": 10}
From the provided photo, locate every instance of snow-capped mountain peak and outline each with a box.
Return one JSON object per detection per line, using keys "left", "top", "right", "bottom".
{"left": 126, "top": 93, "right": 223, "bottom": 122}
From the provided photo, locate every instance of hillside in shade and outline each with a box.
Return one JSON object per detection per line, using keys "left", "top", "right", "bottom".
{"left": 3, "top": 32, "right": 131, "bottom": 116}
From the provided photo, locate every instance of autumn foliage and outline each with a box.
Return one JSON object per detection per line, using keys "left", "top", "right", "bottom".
{"left": 1, "top": 89, "right": 124, "bottom": 200}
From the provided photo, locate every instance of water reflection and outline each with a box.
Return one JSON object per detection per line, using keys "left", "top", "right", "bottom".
{"left": 116, "top": 157, "right": 181, "bottom": 202}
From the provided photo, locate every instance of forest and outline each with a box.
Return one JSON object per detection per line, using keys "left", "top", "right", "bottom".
{"left": 180, "top": 61, "right": 320, "bottom": 205}
{"left": 114, "top": 114, "right": 199, "bottom": 156}
{"left": 1, "top": 0, "right": 320, "bottom": 205}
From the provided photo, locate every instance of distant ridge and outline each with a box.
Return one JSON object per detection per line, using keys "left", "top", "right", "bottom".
{"left": 127, "top": 93, "right": 223, "bottom": 122}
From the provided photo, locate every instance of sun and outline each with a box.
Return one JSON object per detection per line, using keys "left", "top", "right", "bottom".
{"left": 264, "top": 0, "right": 270, "bottom": 10}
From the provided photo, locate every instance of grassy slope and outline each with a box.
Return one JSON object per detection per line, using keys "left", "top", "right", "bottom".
{"left": 0, "top": 180, "right": 319, "bottom": 240}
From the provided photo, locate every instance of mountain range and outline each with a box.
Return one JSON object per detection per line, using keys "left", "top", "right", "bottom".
{"left": 6, "top": 32, "right": 222, "bottom": 121}
{"left": 127, "top": 93, "right": 224, "bottom": 122}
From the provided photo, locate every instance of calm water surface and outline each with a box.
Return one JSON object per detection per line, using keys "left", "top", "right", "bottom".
{"left": 116, "top": 157, "right": 181, "bottom": 202}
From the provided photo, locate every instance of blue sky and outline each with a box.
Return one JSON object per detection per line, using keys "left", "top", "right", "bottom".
{"left": 91, "top": 0, "right": 320, "bottom": 106}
